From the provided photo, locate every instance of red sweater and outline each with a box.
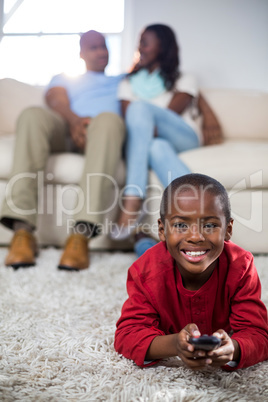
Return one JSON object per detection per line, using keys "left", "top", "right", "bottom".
{"left": 115, "top": 241, "right": 268, "bottom": 369}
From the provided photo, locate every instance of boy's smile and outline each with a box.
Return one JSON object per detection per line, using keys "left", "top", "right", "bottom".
{"left": 158, "top": 188, "right": 233, "bottom": 290}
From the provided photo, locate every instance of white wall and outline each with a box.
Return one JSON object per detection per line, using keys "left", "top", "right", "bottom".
{"left": 121, "top": 0, "right": 268, "bottom": 91}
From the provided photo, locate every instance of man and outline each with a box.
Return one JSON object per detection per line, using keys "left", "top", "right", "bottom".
{"left": 0, "top": 30, "right": 125, "bottom": 270}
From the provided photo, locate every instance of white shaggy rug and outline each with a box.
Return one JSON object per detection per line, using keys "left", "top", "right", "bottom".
{"left": 0, "top": 247, "right": 267, "bottom": 402}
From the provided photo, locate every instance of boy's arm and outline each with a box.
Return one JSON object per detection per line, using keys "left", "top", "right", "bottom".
{"left": 145, "top": 324, "right": 200, "bottom": 362}
{"left": 230, "top": 339, "right": 241, "bottom": 362}
{"left": 115, "top": 265, "right": 208, "bottom": 369}
{"left": 115, "top": 266, "right": 169, "bottom": 367}
{"left": 115, "top": 263, "right": 238, "bottom": 370}
{"left": 228, "top": 256, "right": 268, "bottom": 369}
{"left": 145, "top": 334, "right": 180, "bottom": 360}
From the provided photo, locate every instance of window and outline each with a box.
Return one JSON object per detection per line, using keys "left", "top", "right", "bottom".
{"left": 0, "top": 0, "right": 124, "bottom": 84}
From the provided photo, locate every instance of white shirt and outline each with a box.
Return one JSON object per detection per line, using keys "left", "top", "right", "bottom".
{"left": 118, "top": 73, "right": 202, "bottom": 140}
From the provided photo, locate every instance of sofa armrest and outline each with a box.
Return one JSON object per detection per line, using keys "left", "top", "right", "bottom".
{"left": 200, "top": 88, "right": 268, "bottom": 141}
{"left": 0, "top": 78, "right": 45, "bottom": 137}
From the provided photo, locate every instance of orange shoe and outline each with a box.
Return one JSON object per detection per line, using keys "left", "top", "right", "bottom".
{"left": 58, "top": 234, "right": 89, "bottom": 271}
{"left": 5, "top": 229, "right": 37, "bottom": 269}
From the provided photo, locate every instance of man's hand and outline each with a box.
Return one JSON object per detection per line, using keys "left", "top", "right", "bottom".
{"left": 69, "top": 116, "right": 91, "bottom": 150}
{"left": 45, "top": 86, "right": 90, "bottom": 150}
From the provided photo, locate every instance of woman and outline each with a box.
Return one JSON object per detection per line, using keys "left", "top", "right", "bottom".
{"left": 111, "top": 24, "right": 222, "bottom": 241}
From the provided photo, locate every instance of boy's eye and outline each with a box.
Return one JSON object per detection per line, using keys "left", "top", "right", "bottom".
{"left": 203, "top": 223, "right": 217, "bottom": 233}
{"left": 203, "top": 223, "right": 217, "bottom": 228}
{"left": 173, "top": 222, "right": 188, "bottom": 230}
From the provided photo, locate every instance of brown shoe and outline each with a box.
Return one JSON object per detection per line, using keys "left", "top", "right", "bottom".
{"left": 58, "top": 234, "right": 89, "bottom": 271}
{"left": 5, "top": 229, "right": 37, "bottom": 269}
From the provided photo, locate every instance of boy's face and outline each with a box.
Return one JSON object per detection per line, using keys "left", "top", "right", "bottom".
{"left": 158, "top": 187, "right": 233, "bottom": 281}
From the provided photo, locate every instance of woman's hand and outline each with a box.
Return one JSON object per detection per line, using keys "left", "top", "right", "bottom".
{"left": 202, "top": 114, "right": 223, "bottom": 145}
{"left": 168, "top": 92, "right": 193, "bottom": 115}
{"left": 198, "top": 93, "right": 224, "bottom": 145}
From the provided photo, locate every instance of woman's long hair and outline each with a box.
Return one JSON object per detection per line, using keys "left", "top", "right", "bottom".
{"left": 130, "top": 24, "right": 180, "bottom": 91}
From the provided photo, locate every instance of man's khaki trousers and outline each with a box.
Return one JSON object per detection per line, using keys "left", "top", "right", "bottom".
{"left": 1, "top": 107, "right": 125, "bottom": 232}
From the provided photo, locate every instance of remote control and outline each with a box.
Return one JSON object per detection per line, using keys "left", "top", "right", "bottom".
{"left": 189, "top": 334, "right": 221, "bottom": 351}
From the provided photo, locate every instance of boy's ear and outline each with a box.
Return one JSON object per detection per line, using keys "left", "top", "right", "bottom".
{"left": 224, "top": 218, "right": 233, "bottom": 241}
{"left": 158, "top": 218, "right": 166, "bottom": 241}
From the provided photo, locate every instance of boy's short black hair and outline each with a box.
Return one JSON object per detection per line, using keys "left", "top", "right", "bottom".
{"left": 160, "top": 173, "right": 232, "bottom": 224}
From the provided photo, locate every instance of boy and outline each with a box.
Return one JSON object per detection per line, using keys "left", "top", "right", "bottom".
{"left": 114, "top": 173, "right": 268, "bottom": 370}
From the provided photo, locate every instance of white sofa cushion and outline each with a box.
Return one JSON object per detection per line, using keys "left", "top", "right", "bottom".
{"left": 0, "top": 136, "right": 15, "bottom": 179}
{"left": 1, "top": 135, "right": 267, "bottom": 191}
{"left": 0, "top": 78, "right": 45, "bottom": 136}
{"left": 1, "top": 78, "right": 268, "bottom": 142}
{"left": 181, "top": 140, "right": 268, "bottom": 189}
{"left": 45, "top": 153, "right": 126, "bottom": 186}
{"left": 44, "top": 140, "right": 267, "bottom": 190}
{"left": 202, "top": 89, "right": 268, "bottom": 141}
{"left": 148, "top": 140, "right": 268, "bottom": 191}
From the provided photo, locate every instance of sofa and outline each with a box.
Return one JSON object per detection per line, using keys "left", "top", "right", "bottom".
{"left": 0, "top": 77, "right": 268, "bottom": 253}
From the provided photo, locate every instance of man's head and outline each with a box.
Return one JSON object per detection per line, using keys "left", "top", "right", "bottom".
{"left": 158, "top": 174, "right": 233, "bottom": 282}
{"left": 80, "top": 30, "right": 109, "bottom": 72}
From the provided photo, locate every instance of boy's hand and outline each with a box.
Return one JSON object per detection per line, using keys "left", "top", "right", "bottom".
{"left": 176, "top": 325, "right": 239, "bottom": 370}
{"left": 206, "top": 329, "right": 239, "bottom": 367}
{"left": 176, "top": 324, "right": 214, "bottom": 370}
{"left": 146, "top": 326, "right": 240, "bottom": 370}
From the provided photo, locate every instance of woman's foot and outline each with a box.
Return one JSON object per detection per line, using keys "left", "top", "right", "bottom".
{"left": 118, "top": 196, "right": 143, "bottom": 226}
{"left": 110, "top": 196, "right": 144, "bottom": 240}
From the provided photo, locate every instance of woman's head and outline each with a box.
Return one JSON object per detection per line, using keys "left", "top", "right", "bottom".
{"left": 134, "top": 24, "right": 180, "bottom": 90}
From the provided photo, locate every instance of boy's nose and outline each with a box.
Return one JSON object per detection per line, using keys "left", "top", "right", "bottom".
{"left": 187, "top": 224, "right": 205, "bottom": 242}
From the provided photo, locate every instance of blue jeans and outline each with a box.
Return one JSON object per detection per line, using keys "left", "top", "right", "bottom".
{"left": 124, "top": 101, "right": 200, "bottom": 196}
